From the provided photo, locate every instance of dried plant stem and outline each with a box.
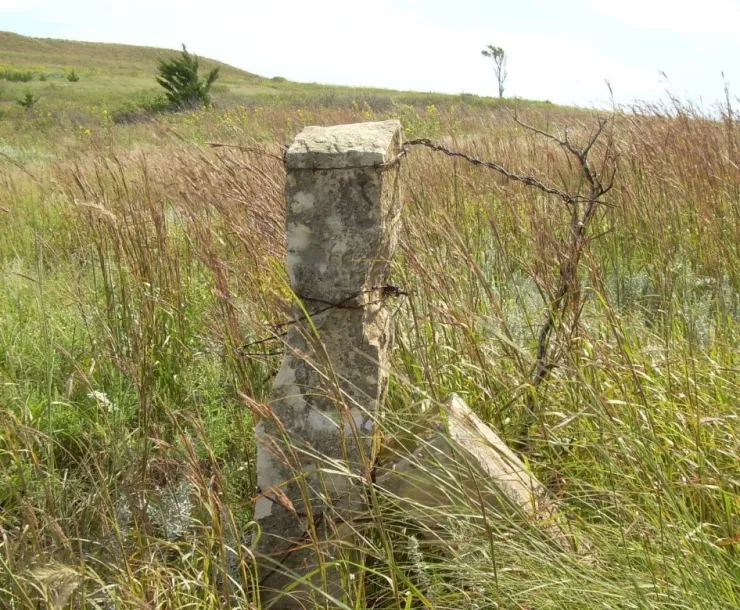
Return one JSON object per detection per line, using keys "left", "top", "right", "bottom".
{"left": 398, "top": 116, "right": 618, "bottom": 451}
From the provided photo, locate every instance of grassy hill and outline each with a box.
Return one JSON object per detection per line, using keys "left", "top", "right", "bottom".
{"left": 0, "top": 30, "right": 297, "bottom": 108}
{"left": 0, "top": 30, "right": 258, "bottom": 79}
{"left": 0, "top": 30, "right": 516, "bottom": 113}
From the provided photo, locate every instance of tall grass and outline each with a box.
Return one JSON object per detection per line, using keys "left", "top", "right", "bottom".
{"left": 0, "top": 97, "right": 738, "bottom": 608}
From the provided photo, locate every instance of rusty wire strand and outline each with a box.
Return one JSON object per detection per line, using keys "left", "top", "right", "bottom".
{"left": 377, "top": 137, "right": 615, "bottom": 205}
{"left": 239, "top": 285, "right": 407, "bottom": 356}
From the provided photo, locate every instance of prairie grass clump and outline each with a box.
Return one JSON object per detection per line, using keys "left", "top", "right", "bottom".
{"left": 0, "top": 94, "right": 738, "bottom": 609}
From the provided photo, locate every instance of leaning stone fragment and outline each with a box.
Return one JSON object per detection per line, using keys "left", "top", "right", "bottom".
{"left": 375, "top": 394, "right": 575, "bottom": 549}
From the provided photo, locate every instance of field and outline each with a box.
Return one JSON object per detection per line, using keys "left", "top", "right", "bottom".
{"left": 1, "top": 32, "right": 739, "bottom": 609}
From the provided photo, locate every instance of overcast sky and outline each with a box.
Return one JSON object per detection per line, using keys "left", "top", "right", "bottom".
{"left": 2, "top": 0, "right": 739, "bottom": 107}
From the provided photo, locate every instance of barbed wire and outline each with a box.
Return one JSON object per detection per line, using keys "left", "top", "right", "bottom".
{"left": 376, "top": 137, "right": 614, "bottom": 205}
{"left": 206, "top": 119, "right": 615, "bottom": 206}
{"left": 238, "top": 284, "right": 407, "bottom": 357}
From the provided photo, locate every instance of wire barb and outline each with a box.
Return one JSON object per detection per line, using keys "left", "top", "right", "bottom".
{"left": 238, "top": 284, "right": 408, "bottom": 356}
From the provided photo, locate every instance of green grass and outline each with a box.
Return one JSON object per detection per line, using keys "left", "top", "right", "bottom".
{"left": 0, "top": 33, "right": 738, "bottom": 609}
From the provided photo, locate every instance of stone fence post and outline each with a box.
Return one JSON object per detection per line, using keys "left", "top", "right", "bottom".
{"left": 253, "top": 120, "right": 404, "bottom": 607}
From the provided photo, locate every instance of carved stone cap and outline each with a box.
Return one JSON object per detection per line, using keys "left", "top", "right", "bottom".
{"left": 285, "top": 120, "right": 403, "bottom": 170}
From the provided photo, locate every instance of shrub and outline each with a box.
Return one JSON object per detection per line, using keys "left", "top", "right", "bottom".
{"left": 156, "top": 45, "right": 219, "bottom": 110}
{"left": 111, "top": 92, "right": 169, "bottom": 124}
{"left": 66, "top": 70, "right": 80, "bottom": 82}
{"left": 139, "top": 92, "right": 170, "bottom": 113}
{"left": 391, "top": 102, "right": 441, "bottom": 138}
{"left": 16, "top": 92, "right": 39, "bottom": 111}
{"left": 0, "top": 69, "right": 33, "bottom": 82}
{"left": 271, "top": 76, "right": 287, "bottom": 83}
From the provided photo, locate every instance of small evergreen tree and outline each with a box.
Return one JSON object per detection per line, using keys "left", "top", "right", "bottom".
{"left": 17, "top": 92, "right": 39, "bottom": 111}
{"left": 156, "top": 45, "right": 220, "bottom": 110}
{"left": 67, "top": 70, "right": 80, "bottom": 82}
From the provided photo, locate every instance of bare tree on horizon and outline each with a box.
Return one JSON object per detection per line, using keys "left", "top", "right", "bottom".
{"left": 481, "top": 44, "right": 507, "bottom": 97}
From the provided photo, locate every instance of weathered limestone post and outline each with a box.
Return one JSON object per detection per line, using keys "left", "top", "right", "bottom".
{"left": 253, "top": 120, "right": 403, "bottom": 607}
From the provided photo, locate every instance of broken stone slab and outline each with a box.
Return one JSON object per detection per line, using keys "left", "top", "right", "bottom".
{"left": 375, "top": 394, "right": 574, "bottom": 549}
{"left": 253, "top": 120, "right": 404, "bottom": 608}
{"left": 285, "top": 120, "right": 403, "bottom": 170}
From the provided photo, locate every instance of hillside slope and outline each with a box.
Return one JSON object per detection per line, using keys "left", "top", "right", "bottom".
{"left": 0, "top": 31, "right": 258, "bottom": 80}
{"left": 0, "top": 31, "right": 514, "bottom": 112}
{"left": 0, "top": 30, "right": 295, "bottom": 108}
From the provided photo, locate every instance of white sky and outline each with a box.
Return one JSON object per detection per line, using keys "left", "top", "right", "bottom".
{"left": 2, "top": 0, "right": 739, "bottom": 107}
